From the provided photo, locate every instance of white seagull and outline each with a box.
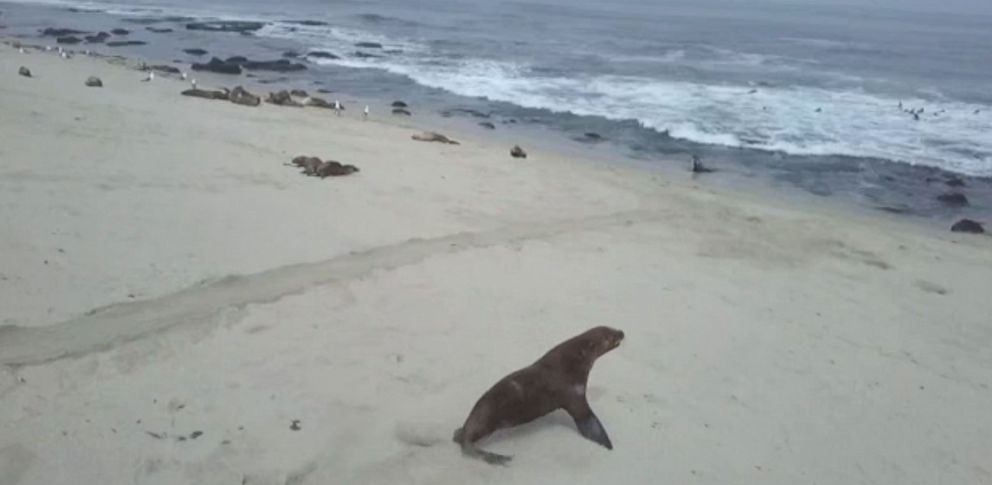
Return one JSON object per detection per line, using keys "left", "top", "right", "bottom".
{"left": 142, "top": 71, "right": 154, "bottom": 82}
{"left": 181, "top": 71, "right": 188, "bottom": 81}
{"left": 334, "top": 99, "right": 342, "bottom": 116}
{"left": 191, "top": 78, "right": 197, "bottom": 89}
{"left": 363, "top": 105, "right": 369, "bottom": 119}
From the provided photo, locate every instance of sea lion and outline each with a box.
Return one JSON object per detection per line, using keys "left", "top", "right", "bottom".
{"left": 453, "top": 326, "right": 624, "bottom": 465}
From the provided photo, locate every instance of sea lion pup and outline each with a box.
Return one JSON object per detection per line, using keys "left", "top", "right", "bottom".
{"left": 453, "top": 326, "right": 624, "bottom": 465}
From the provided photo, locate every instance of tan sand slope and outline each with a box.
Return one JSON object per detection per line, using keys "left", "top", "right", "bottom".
{"left": 1, "top": 44, "right": 991, "bottom": 485}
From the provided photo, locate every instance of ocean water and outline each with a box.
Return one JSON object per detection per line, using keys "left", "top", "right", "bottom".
{"left": 2, "top": 0, "right": 991, "bottom": 219}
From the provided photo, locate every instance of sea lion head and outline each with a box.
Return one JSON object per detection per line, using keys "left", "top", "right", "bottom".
{"left": 580, "top": 326, "right": 624, "bottom": 358}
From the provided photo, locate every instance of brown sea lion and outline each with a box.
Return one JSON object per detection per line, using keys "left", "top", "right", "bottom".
{"left": 453, "top": 326, "right": 624, "bottom": 465}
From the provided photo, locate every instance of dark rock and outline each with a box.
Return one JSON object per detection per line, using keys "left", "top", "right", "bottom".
{"left": 392, "top": 108, "right": 412, "bottom": 116}
{"left": 510, "top": 145, "right": 527, "bottom": 158}
{"left": 945, "top": 177, "right": 966, "bottom": 188}
{"left": 289, "top": 89, "right": 308, "bottom": 98}
{"left": 266, "top": 90, "right": 303, "bottom": 107}
{"left": 191, "top": 57, "right": 242, "bottom": 75}
{"left": 84, "top": 32, "right": 110, "bottom": 43}
{"left": 190, "top": 431, "right": 203, "bottom": 440}
{"left": 305, "top": 50, "right": 339, "bottom": 60}
{"left": 57, "top": 36, "right": 82, "bottom": 44}
{"left": 352, "top": 51, "right": 382, "bottom": 58}
{"left": 84, "top": 76, "right": 102, "bottom": 87}
{"left": 122, "top": 16, "right": 194, "bottom": 24}
{"left": 950, "top": 219, "right": 984, "bottom": 234}
{"left": 229, "top": 86, "right": 261, "bottom": 106}
{"left": 355, "top": 42, "right": 383, "bottom": 49}
{"left": 181, "top": 88, "right": 230, "bottom": 100}
{"left": 412, "top": 132, "right": 459, "bottom": 145}
{"left": 146, "top": 27, "right": 173, "bottom": 33}
{"left": 225, "top": 56, "right": 248, "bottom": 64}
{"left": 183, "top": 48, "right": 208, "bottom": 56}
{"left": 316, "top": 88, "right": 333, "bottom": 94}
{"left": 18, "top": 66, "right": 31, "bottom": 78}
{"left": 479, "top": 122, "right": 496, "bottom": 129}
{"left": 106, "top": 40, "right": 146, "bottom": 47}
{"left": 290, "top": 420, "right": 301, "bottom": 431}
{"left": 241, "top": 59, "right": 306, "bottom": 72}
{"left": 185, "top": 21, "right": 266, "bottom": 33}
{"left": 40, "top": 27, "right": 88, "bottom": 37}
{"left": 937, "top": 192, "right": 968, "bottom": 206}
{"left": 284, "top": 20, "right": 329, "bottom": 26}
{"left": 391, "top": 101, "right": 407, "bottom": 108}
{"left": 110, "top": 28, "right": 130, "bottom": 35}
{"left": 577, "top": 132, "right": 604, "bottom": 142}
{"left": 442, "top": 108, "right": 491, "bottom": 119}
{"left": 150, "top": 64, "right": 181, "bottom": 74}
{"left": 282, "top": 50, "right": 300, "bottom": 58}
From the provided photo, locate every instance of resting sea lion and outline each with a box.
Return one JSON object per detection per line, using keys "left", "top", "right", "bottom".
{"left": 453, "top": 326, "right": 624, "bottom": 465}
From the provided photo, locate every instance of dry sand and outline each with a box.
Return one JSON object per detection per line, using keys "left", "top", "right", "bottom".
{"left": 1, "top": 43, "right": 991, "bottom": 485}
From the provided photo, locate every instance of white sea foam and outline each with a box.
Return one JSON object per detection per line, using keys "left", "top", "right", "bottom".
{"left": 319, "top": 52, "right": 992, "bottom": 175}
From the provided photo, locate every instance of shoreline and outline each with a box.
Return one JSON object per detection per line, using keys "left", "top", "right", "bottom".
{"left": 2, "top": 38, "right": 992, "bottom": 485}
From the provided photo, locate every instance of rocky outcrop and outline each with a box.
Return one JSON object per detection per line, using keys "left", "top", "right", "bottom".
{"left": 185, "top": 21, "right": 266, "bottom": 33}
{"left": 40, "top": 27, "right": 87, "bottom": 37}
{"left": 510, "top": 145, "right": 527, "bottom": 158}
{"left": 84, "top": 76, "right": 102, "bottom": 87}
{"left": 289, "top": 89, "right": 308, "bottom": 97}
{"left": 355, "top": 42, "right": 383, "bottom": 49}
{"left": 951, "top": 219, "right": 984, "bottom": 234}
{"left": 937, "top": 192, "right": 969, "bottom": 206}
{"left": 183, "top": 48, "right": 208, "bottom": 56}
{"left": 229, "top": 86, "right": 261, "bottom": 107}
{"left": 412, "top": 132, "right": 459, "bottom": 145}
{"left": 305, "top": 51, "right": 339, "bottom": 59}
{"left": 18, "top": 66, "right": 31, "bottom": 78}
{"left": 84, "top": 32, "right": 111, "bottom": 43}
{"left": 149, "top": 64, "right": 181, "bottom": 74}
{"left": 110, "top": 28, "right": 130, "bottom": 35}
{"left": 181, "top": 88, "right": 230, "bottom": 100}
{"left": 191, "top": 57, "right": 242, "bottom": 75}
{"left": 392, "top": 108, "right": 412, "bottom": 116}
{"left": 106, "top": 40, "right": 147, "bottom": 47}
{"left": 391, "top": 101, "right": 407, "bottom": 108}
{"left": 146, "top": 27, "right": 173, "bottom": 33}
{"left": 241, "top": 59, "right": 306, "bottom": 72}
{"left": 57, "top": 36, "right": 82, "bottom": 44}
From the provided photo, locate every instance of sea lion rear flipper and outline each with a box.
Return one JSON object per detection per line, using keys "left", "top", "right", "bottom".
{"left": 462, "top": 443, "right": 512, "bottom": 466}
{"left": 574, "top": 411, "right": 613, "bottom": 450}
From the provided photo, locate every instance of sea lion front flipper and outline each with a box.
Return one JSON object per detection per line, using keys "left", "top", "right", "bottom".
{"left": 574, "top": 412, "right": 613, "bottom": 450}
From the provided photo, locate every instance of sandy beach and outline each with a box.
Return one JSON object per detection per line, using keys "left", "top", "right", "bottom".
{"left": 2, "top": 43, "right": 991, "bottom": 485}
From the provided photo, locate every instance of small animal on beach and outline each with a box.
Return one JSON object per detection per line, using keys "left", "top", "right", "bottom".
{"left": 181, "top": 71, "right": 188, "bottom": 80}
{"left": 363, "top": 104, "right": 369, "bottom": 119}
{"left": 334, "top": 99, "right": 342, "bottom": 116}
{"left": 143, "top": 71, "right": 154, "bottom": 82}
{"left": 18, "top": 47, "right": 26, "bottom": 54}
{"left": 453, "top": 326, "right": 624, "bottom": 465}
{"left": 190, "top": 78, "right": 197, "bottom": 89}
